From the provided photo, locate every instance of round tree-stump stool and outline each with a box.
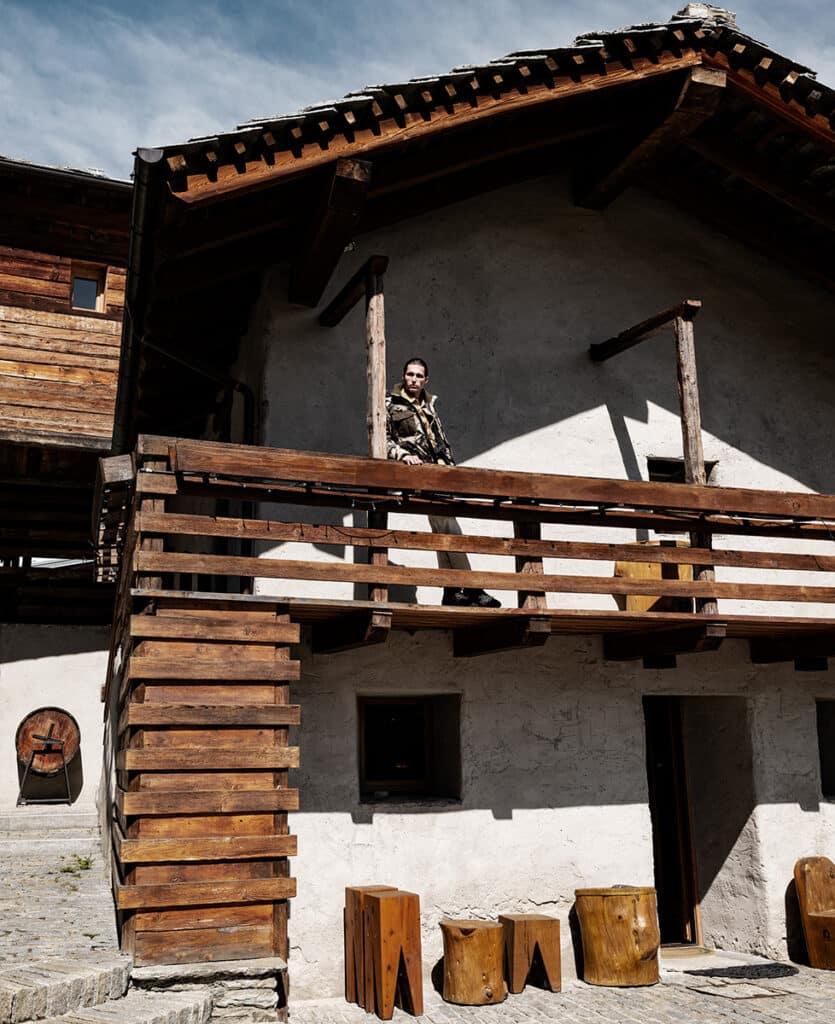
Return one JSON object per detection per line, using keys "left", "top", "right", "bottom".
{"left": 16, "top": 707, "right": 80, "bottom": 776}
{"left": 440, "top": 919, "right": 507, "bottom": 1005}
{"left": 574, "top": 887, "right": 660, "bottom": 987}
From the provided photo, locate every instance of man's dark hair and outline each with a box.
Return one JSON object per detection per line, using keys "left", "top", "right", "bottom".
{"left": 403, "top": 357, "right": 429, "bottom": 376}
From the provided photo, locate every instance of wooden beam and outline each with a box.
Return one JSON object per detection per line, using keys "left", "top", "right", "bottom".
{"left": 684, "top": 132, "right": 835, "bottom": 235}
{"left": 454, "top": 614, "right": 550, "bottom": 657}
{"left": 319, "top": 255, "right": 388, "bottom": 327}
{"left": 366, "top": 264, "right": 386, "bottom": 459}
{"left": 590, "top": 300, "right": 701, "bottom": 362}
{"left": 312, "top": 609, "right": 392, "bottom": 654}
{"left": 674, "top": 313, "right": 718, "bottom": 616}
{"left": 603, "top": 622, "right": 726, "bottom": 661}
{"left": 288, "top": 158, "right": 372, "bottom": 307}
{"left": 749, "top": 635, "right": 835, "bottom": 664}
{"left": 577, "top": 66, "right": 726, "bottom": 209}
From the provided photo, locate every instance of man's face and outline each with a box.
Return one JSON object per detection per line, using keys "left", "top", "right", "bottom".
{"left": 402, "top": 362, "right": 427, "bottom": 399}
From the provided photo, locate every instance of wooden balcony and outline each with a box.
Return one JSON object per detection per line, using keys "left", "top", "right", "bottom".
{"left": 96, "top": 435, "right": 835, "bottom": 968}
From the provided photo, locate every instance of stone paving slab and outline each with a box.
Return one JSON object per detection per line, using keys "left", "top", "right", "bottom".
{"left": 289, "top": 960, "right": 835, "bottom": 1024}
{"left": 0, "top": 835, "right": 117, "bottom": 966}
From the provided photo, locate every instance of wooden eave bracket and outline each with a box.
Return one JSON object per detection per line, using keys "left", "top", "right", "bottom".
{"left": 453, "top": 614, "right": 551, "bottom": 658}
{"left": 590, "top": 299, "right": 701, "bottom": 362}
{"left": 288, "top": 157, "right": 372, "bottom": 307}
{"left": 318, "top": 254, "right": 389, "bottom": 327}
{"left": 603, "top": 621, "right": 726, "bottom": 662}
{"left": 575, "top": 65, "right": 727, "bottom": 210}
{"left": 312, "top": 608, "right": 392, "bottom": 654}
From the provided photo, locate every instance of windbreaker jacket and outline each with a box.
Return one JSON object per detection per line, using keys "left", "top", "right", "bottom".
{"left": 385, "top": 388, "right": 455, "bottom": 465}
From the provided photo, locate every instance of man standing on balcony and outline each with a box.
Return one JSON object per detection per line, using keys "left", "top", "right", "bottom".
{"left": 386, "top": 358, "right": 500, "bottom": 608}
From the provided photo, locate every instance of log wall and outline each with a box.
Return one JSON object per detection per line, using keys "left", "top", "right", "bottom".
{"left": 0, "top": 246, "right": 124, "bottom": 447}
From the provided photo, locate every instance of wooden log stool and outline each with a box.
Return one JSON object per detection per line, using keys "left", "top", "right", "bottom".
{"left": 794, "top": 857, "right": 835, "bottom": 969}
{"left": 363, "top": 890, "right": 423, "bottom": 1020}
{"left": 344, "top": 885, "right": 398, "bottom": 1007}
{"left": 499, "top": 913, "right": 561, "bottom": 993}
{"left": 574, "top": 886, "right": 660, "bottom": 986}
{"left": 440, "top": 919, "right": 507, "bottom": 1005}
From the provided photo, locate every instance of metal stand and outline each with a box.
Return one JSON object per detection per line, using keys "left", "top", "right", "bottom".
{"left": 17, "top": 727, "right": 71, "bottom": 805}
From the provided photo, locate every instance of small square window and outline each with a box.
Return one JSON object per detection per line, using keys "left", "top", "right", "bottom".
{"left": 358, "top": 695, "right": 461, "bottom": 802}
{"left": 817, "top": 701, "right": 835, "bottom": 799}
{"left": 71, "top": 264, "right": 105, "bottom": 312}
{"left": 647, "top": 457, "right": 718, "bottom": 484}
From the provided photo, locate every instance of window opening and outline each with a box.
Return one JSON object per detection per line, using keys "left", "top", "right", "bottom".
{"left": 358, "top": 695, "right": 461, "bottom": 801}
{"left": 647, "top": 457, "right": 718, "bottom": 484}
{"left": 71, "top": 264, "right": 106, "bottom": 312}
{"left": 817, "top": 701, "right": 835, "bottom": 799}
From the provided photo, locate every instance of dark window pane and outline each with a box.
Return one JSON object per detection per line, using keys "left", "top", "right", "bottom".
{"left": 72, "top": 276, "right": 99, "bottom": 310}
{"left": 364, "top": 703, "right": 425, "bottom": 783}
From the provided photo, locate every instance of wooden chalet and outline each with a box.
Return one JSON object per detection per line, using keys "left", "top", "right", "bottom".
{"left": 6, "top": 3, "right": 835, "bottom": 1013}
{"left": 0, "top": 155, "right": 131, "bottom": 623}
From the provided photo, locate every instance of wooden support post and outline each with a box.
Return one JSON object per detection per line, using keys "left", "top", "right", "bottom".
{"left": 514, "top": 520, "right": 547, "bottom": 610}
{"left": 365, "top": 263, "right": 389, "bottom": 603}
{"left": 674, "top": 312, "right": 717, "bottom": 616}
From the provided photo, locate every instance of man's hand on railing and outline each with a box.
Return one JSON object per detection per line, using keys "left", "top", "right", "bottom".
{"left": 402, "top": 454, "right": 423, "bottom": 465}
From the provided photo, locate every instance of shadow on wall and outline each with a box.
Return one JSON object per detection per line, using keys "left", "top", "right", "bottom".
{"left": 259, "top": 179, "right": 835, "bottom": 496}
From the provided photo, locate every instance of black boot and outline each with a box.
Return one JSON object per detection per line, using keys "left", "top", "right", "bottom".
{"left": 467, "top": 589, "right": 501, "bottom": 608}
{"left": 442, "top": 588, "right": 471, "bottom": 606}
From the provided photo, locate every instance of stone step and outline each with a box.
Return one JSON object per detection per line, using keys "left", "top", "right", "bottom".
{"left": 0, "top": 813, "right": 99, "bottom": 835}
{"left": 0, "top": 954, "right": 131, "bottom": 1024}
{"left": 29, "top": 988, "right": 212, "bottom": 1024}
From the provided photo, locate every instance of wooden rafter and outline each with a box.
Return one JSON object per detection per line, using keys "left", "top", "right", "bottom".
{"left": 603, "top": 622, "right": 726, "bottom": 661}
{"left": 312, "top": 609, "right": 392, "bottom": 653}
{"left": 288, "top": 158, "right": 372, "bottom": 307}
{"left": 576, "top": 66, "right": 726, "bottom": 209}
{"left": 454, "top": 615, "right": 551, "bottom": 657}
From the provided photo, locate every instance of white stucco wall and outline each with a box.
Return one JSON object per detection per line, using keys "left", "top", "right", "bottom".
{"left": 0, "top": 624, "right": 109, "bottom": 815}
{"left": 287, "top": 635, "right": 835, "bottom": 997}
{"left": 232, "top": 176, "right": 835, "bottom": 991}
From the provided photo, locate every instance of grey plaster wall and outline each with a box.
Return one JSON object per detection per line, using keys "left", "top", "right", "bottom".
{"left": 235, "top": 176, "right": 835, "bottom": 993}
{"left": 0, "top": 624, "right": 109, "bottom": 814}
{"left": 288, "top": 637, "right": 835, "bottom": 997}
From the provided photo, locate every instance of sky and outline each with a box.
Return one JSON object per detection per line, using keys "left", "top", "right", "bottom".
{"left": 1, "top": 1, "right": 833, "bottom": 180}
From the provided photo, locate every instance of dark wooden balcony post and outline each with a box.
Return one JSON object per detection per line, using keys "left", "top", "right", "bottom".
{"left": 365, "top": 261, "right": 388, "bottom": 603}
{"left": 673, "top": 312, "right": 717, "bottom": 615}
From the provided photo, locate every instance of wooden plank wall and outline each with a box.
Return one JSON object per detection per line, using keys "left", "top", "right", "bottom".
{"left": 0, "top": 246, "right": 124, "bottom": 446}
{"left": 112, "top": 596, "right": 299, "bottom": 967}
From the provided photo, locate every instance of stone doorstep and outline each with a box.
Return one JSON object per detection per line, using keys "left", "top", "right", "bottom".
{"left": 0, "top": 955, "right": 131, "bottom": 1024}
{"left": 29, "top": 987, "right": 212, "bottom": 1024}
{"left": 130, "top": 959, "right": 287, "bottom": 986}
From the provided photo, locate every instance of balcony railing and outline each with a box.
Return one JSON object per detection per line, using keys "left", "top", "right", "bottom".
{"left": 95, "top": 434, "right": 835, "bottom": 660}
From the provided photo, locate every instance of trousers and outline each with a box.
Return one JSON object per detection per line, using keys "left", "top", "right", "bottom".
{"left": 428, "top": 515, "right": 471, "bottom": 572}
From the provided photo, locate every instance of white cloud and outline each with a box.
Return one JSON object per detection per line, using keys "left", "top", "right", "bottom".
{"left": 0, "top": 1, "right": 832, "bottom": 179}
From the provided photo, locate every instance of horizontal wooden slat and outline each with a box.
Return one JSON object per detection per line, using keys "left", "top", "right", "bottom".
{"left": 127, "top": 654, "right": 301, "bottom": 681}
{"left": 136, "top": 510, "right": 835, "bottom": 575}
{"left": 0, "top": 358, "right": 116, "bottom": 386}
{"left": 123, "top": 703, "right": 301, "bottom": 728}
{"left": 116, "top": 876, "right": 296, "bottom": 910}
{"left": 117, "top": 746, "right": 300, "bottom": 770}
{"left": 133, "top": 903, "right": 273, "bottom": 933}
{"left": 0, "top": 304, "right": 123, "bottom": 333}
{"left": 116, "top": 831, "right": 297, "bottom": 863}
{"left": 169, "top": 437, "right": 835, "bottom": 521}
{"left": 129, "top": 614, "right": 299, "bottom": 643}
{"left": 133, "top": 924, "right": 275, "bottom": 965}
{"left": 134, "top": 549, "right": 835, "bottom": 604}
{"left": 117, "top": 787, "right": 299, "bottom": 816}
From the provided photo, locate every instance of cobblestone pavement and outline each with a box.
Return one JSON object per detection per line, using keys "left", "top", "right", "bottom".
{"left": 290, "top": 954, "right": 835, "bottom": 1024}
{"left": 0, "top": 813, "right": 118, "bottom": 965}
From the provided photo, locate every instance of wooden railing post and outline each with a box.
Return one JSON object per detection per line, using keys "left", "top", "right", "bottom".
{"left": 673, "top": 313, "right": 717, "bottom": 615}
{"left": 365, "top": 263, "right": 388, "bottom": 603}
{"left": 514, "top": 520, "right": 547, "bottom": 610}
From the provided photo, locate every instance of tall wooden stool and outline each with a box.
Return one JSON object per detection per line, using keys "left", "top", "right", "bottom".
{"left": 574, "top": 886, "right": 660, "bottom": 986}
{"left": 345, "top": 885, "right": 398, "bottom": 1007}
{"left": 440, "top": 919, "right": 506, "bottom": 1005}
{"left": 499, "top": 913, "right": 561, "bottom": 993}
{"left": 794, "top": 857, "right": 835, "bottom": 969}
{"left": 364, "top": 890, "right": 423, "bottom": 1020}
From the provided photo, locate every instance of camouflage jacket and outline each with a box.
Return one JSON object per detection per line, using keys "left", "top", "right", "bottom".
{"left": 385, "top": 387, "right": 455, "bottom": 465}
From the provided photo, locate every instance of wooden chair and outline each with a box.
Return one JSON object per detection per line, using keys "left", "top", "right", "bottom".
{"left": 363, "top": 890, "right": 423, "bottom": 1019}
{"left": 439, "top": 919, "right": 506, "bottom": 1005}
{"left": 344, "top": 885, "right": 398, "bottom": 1007}
{"left": 499, "top": 913, "right": 561, "bottom": 993}
{"left": 794, "top": 857, "right": 835, "bottom": 969}
{"left": 574, "top": 887, "right": 660, "bottom": 986}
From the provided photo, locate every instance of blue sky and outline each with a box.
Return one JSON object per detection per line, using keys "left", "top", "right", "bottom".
{"left": 1, "top": 1, "right": 833, "bottom": 179}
